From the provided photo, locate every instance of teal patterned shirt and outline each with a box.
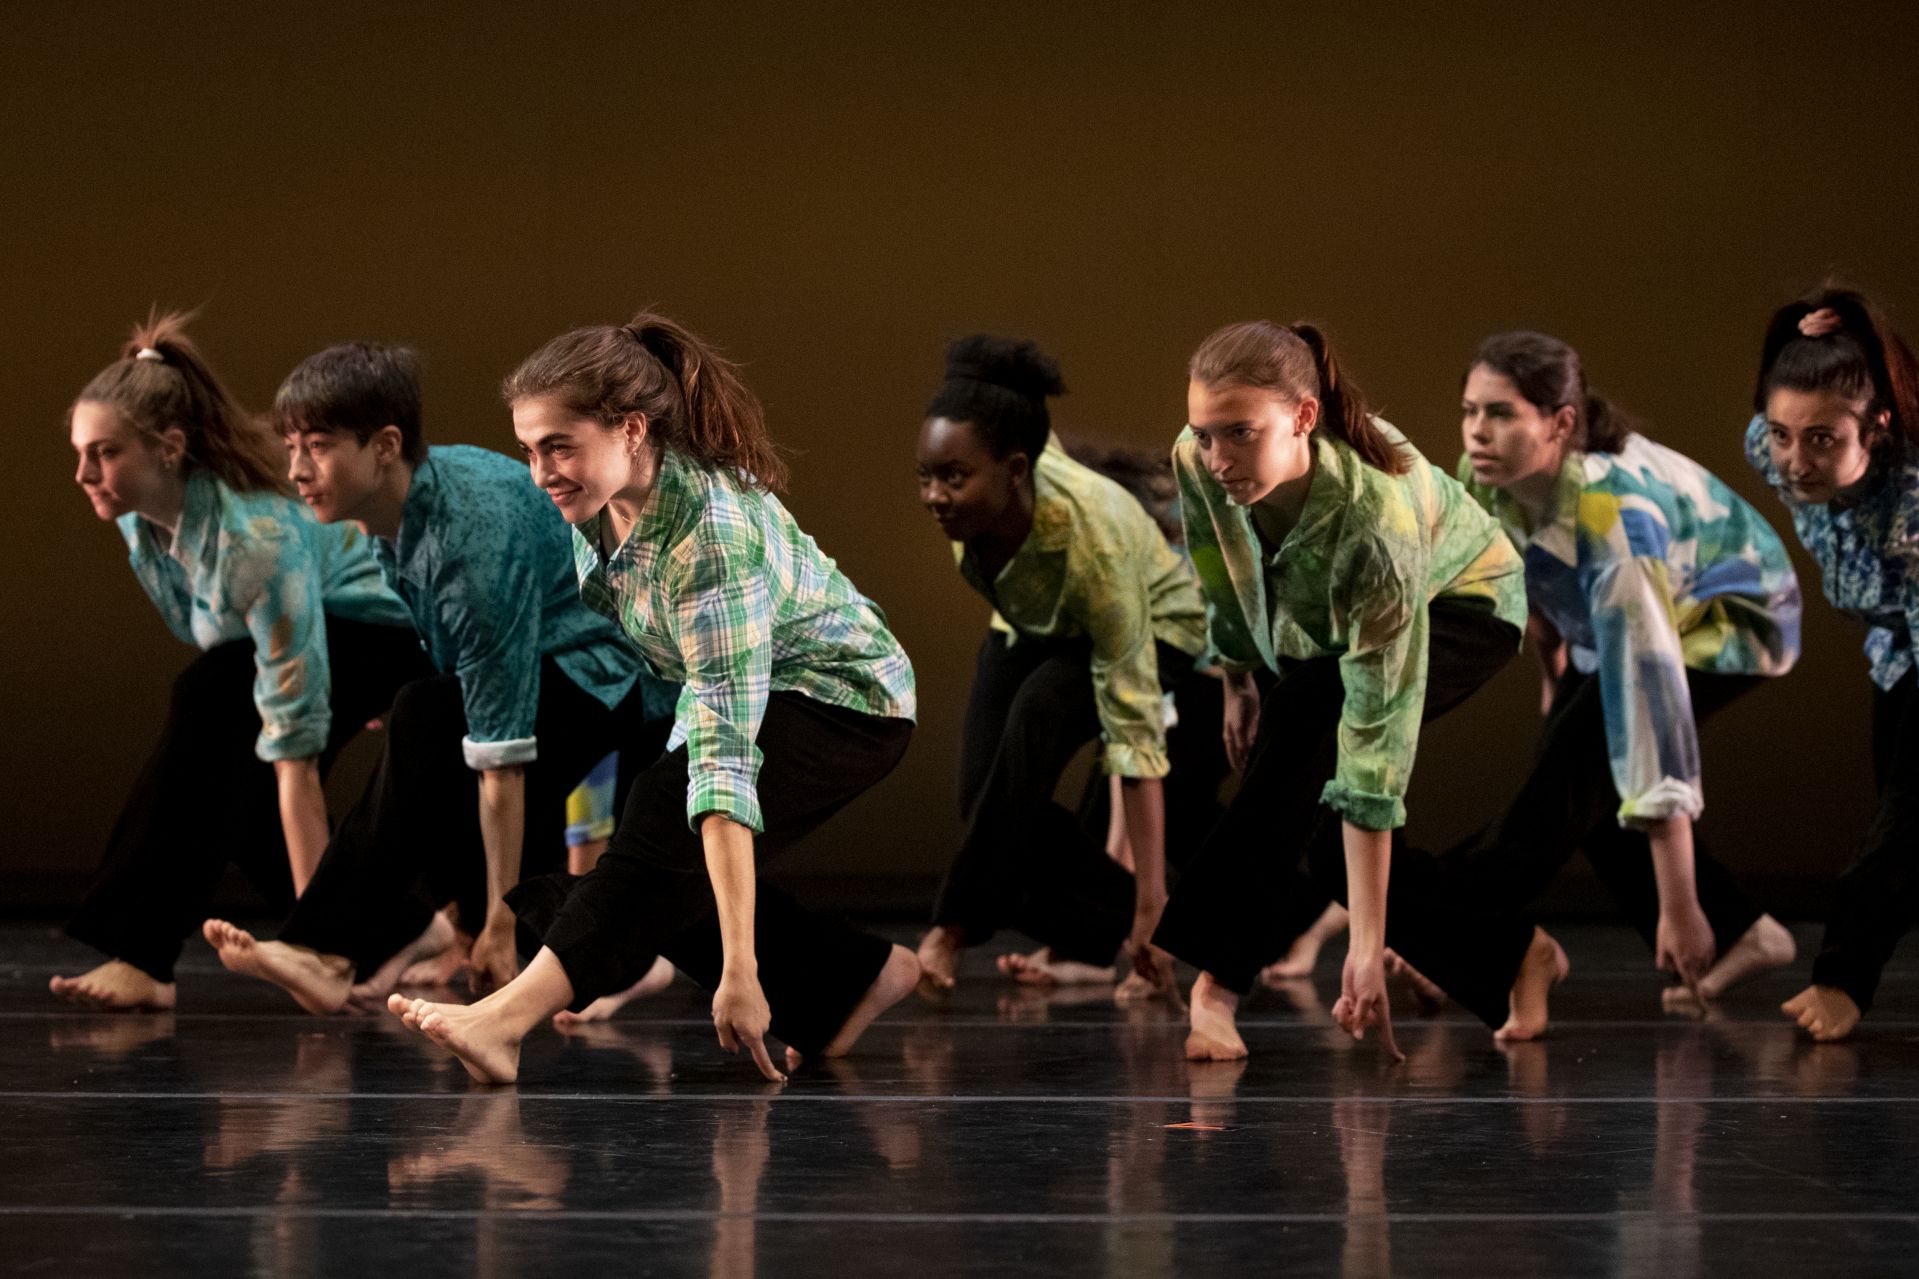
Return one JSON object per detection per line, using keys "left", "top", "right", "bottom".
{"left": 1746, "top": 414, "right": 1919, "bottom": 691}
{"left": 1175, "top": 420, "right": 1527, "bottom": 830}
{"left": 374, "top": 446, "right": 656, "bottom": 771}
{"left": 120, "top": 468, "right": 412, "bottom": 762}
{"left": 955, "top": 434, "right": 1207, "bottom": 778}
{"left": 574, "top": 447, "right": 917, "bottom": 833}
{"left": 1462, "top": 435, "right": 1800, "bottom": 826}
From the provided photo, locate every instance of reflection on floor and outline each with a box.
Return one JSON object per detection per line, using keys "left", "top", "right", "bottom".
{"left": 6, "top": 922, "right": 1918, "bottom": 1276}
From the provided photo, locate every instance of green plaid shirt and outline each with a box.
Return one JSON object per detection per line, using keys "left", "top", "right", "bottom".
{"left": 1176, "top": 419, "right": 1526, "bottom": 831}
{"left": 574, "top": 448, "right": 916, "bottom": 832}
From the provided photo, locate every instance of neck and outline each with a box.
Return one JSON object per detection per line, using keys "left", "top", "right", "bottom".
{"left": 136, "top": 472, "right": 190, "bottom": 536}
{"left": 1506, "top": 449, "right": 1567, "bottom": 526}
{"left": 1250, "top": 445, "right": 1317, "bottom": 543}
{"left": 358, "top": 458, "right": 417, "bottom": 540}
{"left": 604, "top": 445, "right": 663, "bottom": 548}
{"left": 969, "top": 484, "right": 1036, "bottom": 573}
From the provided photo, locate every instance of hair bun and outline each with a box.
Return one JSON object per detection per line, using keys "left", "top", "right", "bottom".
{"left": 944, "top": 334, "right": 1067, "bottom": 402}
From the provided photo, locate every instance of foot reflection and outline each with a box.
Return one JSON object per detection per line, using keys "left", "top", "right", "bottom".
{"left": 387, "top": 1092, "right": 571, "bottom": 1212}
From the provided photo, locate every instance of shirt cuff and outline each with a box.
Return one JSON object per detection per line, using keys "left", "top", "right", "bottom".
{"left": 255, "top": 720, "right": 329, "bottom": 763}
{"left": 1102, "top": 740, "right": 1171, "bottom": 779}
{"left": 686, "top": 763, "right": 765, "bottom": 834}
{"left": 463, "top": 734, "right": 539, "bottom": 771}
{"left": 1320, "top": 781, "right": 1405, "bottom": 832}
{"left": 1615, "top": 778, "right": 1704, "bottom": 828}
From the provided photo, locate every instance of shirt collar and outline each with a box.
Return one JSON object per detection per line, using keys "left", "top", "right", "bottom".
{"left": 579, "top": 447, "right": 696, "bottom": 574}
{"left": 162, "top": 467, "right": 220, "bottom": 565}
{"left": 387, "top": 452, "right": 444, "bottom": 578}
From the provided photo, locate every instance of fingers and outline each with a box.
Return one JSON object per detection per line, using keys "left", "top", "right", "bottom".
{"left": 1375, "top": 1000, "right": 1405, "bottom": 1065}
{"left": 714, "top": 1014, "right": 741, "bottom": 1054}
{"left": 743, "top": 1030, "right": 787, "bottom": 1083}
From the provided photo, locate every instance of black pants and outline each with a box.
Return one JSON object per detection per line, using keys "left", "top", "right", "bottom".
{"left": 1444, "top": 667, "right": 1764, "bottom": 953}
{"left": 1153, "top": 600, "right": 1538, "bottom": 1029}
{"left": 66, "top": 617, "right": 430, "bottom": 982}
{"left": 931, "top": 634, "right": 1224, "bottom": 965}
{"left": 510, "top": 692, "right": 911, "bottom": 1058}
{"left": 1811, "top": 671, "right": 1919, "bottom": 1012}
{"left": 278, "top": 659, "right": 667, "bottom": 974}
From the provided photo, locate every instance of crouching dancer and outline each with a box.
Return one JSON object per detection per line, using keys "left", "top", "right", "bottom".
{"left": 390, "top": 312, "right": 920, "bottom": 1083}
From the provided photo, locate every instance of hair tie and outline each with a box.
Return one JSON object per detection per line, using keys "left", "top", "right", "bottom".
{"left": 1799, "top": 308, "right": 1843, "bottom": 338}
{"left": 134, "top": 347, "right": 164, "bottom": 362}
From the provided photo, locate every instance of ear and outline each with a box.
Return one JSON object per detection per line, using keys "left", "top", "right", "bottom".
{"left": 1551, "top": 404, "right": 1579, "bottom": 442}
{"left": 621, "top": 412, "right": 650, "bottom": 455}
{"left": 1007, "top": 450, "right": 1033, "bottom": 488}
{"left": 157, "top": 426, "right": 188, "bottom": 467}
{"left": 371, "top": 424, "right": 406, "bottom": 464}
{"left": 1293, "top": 396, "right": 1320, "bottom": 435}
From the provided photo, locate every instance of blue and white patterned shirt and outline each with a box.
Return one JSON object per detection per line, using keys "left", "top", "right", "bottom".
{"left": 374, "top": 445, "right": 656, "bottom": 770}
{"left": 1462, "top": 434, "right": 1800, "bottom": 826}
{"left": 1746, "top": 414, "right": 1919, "bottom": 691}
{"left": 120, "top": 468, "right": 412, "bottom": 762}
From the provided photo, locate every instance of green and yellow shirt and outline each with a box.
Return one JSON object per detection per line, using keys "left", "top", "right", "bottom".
{"left": 954, "top": 435, "right": 1206, "bottom": 779}
{"left": 1176, "top": 420, "right": 1526, "bottom": 830}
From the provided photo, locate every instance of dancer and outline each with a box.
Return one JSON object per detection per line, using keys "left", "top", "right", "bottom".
{"left": 53, "top": 312, "right": 425, "bottom": 1011}
{"left": 911, "top": 337, "right": 1222, "bottom": 994}
{"left": 389, "top": 312, "right": 919, "bottom": 1083}
{"left": 204, "top": 343, "right": 673, "bottom": 1012}
{"left": 1150, "top": 319, "right": 1562, "bottom": 1060}
{"left": 1744, "top": 289, "right": 1919, "bottom": 1041}
{"left": 1451, "top": 331, "right": 1800, "bottom": 998}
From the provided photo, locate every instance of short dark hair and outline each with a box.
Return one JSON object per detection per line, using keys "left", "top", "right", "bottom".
{"left": 272, "top": 342, "right": 427, "bottom": 464}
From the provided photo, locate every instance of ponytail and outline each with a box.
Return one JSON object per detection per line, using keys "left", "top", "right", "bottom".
{"left": 1188, "top": 319, "right": 1409, "bottom": 475}
{"left": 503, "top": 309, "right": 788, "bottom": 492}
{"left": 72, "top": 308, "right": 289, "bottom": 495}
{"left": 1755, "top": 286, "right": 1919, "bottom": 450}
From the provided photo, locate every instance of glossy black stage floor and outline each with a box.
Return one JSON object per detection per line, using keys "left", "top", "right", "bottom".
{"left": 5, "top": 921, "right": 1917, "bottom": 1277}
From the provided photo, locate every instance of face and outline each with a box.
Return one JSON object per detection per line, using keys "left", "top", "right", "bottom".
{"left": 915, "top": 416, "right": 1025, "bottom": 541}
{"left": 285, "top": 424, "right": 389, "bottom": 523}
{"left": 511, "top": 395, "right": 638, "bottom": 524}
{"left": 1185, "top": 380, "right": 1316, "bottom": 506}
{"left": 1763, "top": 387, "right": 1881, "bottom": 503}
{"left": 1459, "top": 364, "right": 1572, "bottom": 489}
{"left": 70, "top": 400, "right": 176, "bottom": 520}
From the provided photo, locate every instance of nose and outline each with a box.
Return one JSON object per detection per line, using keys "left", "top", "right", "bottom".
{"left": 1464, "top": 412, "right": 1489, "bottom": 443}
{"left": 528, "top": 453, "right": 554, "bottom": 488}
{"left": 287, "top": 451, "right": 311, "bottom": 484}
{"left": 74, "top": 455, "right": 93, "bottom": 486}
{"left": 919, "top": 480, "right": 947, "bottom": 510}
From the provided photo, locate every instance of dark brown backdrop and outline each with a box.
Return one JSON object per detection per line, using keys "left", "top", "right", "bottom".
{"left": 4, "top": 2, "right": 1915, "bottom": 908}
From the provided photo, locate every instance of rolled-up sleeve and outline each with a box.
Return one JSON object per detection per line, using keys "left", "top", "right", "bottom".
{"left": 1586, "top": 552, "right": 1702, "bottom": 826}
{"left": 1322, "top": 537, "right": 1427, "bottom": 832}
{"left": 442, "top": 552, "right": 543, "bottom": 771}
{"left": 670, "top": 533, "right": 774, "bottom": 832}
{"left": 227, "top": 521, "right": 333, "bottom": 762}
{"left": 1073, "top": 547, "right": 1170, "bottom": 778}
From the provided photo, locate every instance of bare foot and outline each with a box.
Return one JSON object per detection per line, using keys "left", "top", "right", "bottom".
{"left": 1114, "top": 970, "right": 1159, "bottom": 1003}
{"left": 553, "top": 956, "right": 677, "bottom": 1026}
{"left": 1258, "top": 902, "right": 1348, "bottom": 983}
{"left": 1495, "top": 928, "right": 1569, "bottom": 1042}
{"left": 1384, "top": 948, "right": 1448, "bottom": 1014}
{"left": 1661, "top": 985, "right": 1725, "bottom": 1021}
{"left": 49, "top": 959, "right": 175, "bottom": 1011}
{"left": 1697, "top": 915, "right": 1796, "bottom": 999}
{"left": 821, "top": 945, "right": 919, "bottom": 1058}
{"left": 1782, "top": 984, "right": 1862, "bottom": 1042}
{"left": 1185, "top": 970, "right": 1248, "bottom": 1061}
{"left": 203, "top": 919, "right": 353, "bottom": 1015}
{"left": 349, "top": 910, "right": 459, "bottom": 1006}
{"left": 916, "top": 926, "right": 962, "bottom": 993}
{"left": 386, "top": 994, "right": 523, "bottom": 1084}
{"left": 996, "top": 947, "right": 1117, "bottom": 986}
